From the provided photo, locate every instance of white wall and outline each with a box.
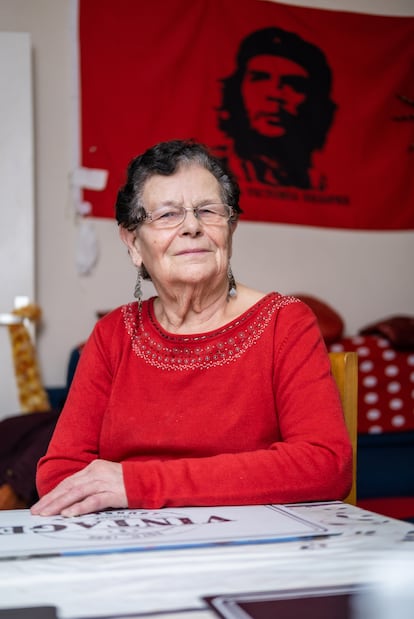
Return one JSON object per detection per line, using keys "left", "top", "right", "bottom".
{"left": 0, "top": 0, "right": 413, "bottom": 390}
{"left": 0, "top": 32, "right": 34, "bottom": 417}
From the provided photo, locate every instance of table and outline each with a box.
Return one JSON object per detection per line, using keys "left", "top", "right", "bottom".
{"left": 0, "top": 502, "right": 413, "bottom": 619}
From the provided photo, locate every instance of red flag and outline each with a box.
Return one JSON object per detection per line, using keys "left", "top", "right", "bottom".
{"left": 78, "top": 0, "right": 414, "bottom": 229}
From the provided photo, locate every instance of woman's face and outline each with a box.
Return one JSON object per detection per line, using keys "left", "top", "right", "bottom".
{"left": 122, "top": 164, "right": 235, "bottom": 293}
{"left": 241, "top": 54, "right": 310, "bottom": 138}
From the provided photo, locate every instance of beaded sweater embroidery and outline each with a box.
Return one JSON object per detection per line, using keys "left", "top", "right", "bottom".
{"left": 122, "top": 293, "right": 299, "bottom": 371}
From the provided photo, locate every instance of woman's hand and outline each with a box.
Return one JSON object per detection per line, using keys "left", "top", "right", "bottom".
{"left": 30, "top": 459, "right": 128, "bottom": 517}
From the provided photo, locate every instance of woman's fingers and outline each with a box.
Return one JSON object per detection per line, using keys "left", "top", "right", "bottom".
{"left": 32, "top": 478, "right": 100, "bottom": 516}
{"left": 60, "top": 492, "right": 117, "bottom": 518}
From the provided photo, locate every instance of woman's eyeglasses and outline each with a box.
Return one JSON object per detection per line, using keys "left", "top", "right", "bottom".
{"left": 142, "top": 203, "right": 234, "bottom": 229}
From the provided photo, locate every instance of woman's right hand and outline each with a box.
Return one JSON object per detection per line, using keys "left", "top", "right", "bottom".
{"left": 31, "top": 459, "right": 128, "bottom": 517}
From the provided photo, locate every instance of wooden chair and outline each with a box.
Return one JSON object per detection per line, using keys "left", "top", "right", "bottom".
{"left": 329, "top": 351, "right": 358, "bottom": 505}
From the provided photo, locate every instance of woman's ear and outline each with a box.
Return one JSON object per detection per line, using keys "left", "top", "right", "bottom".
{"left": 119, "top": 227, "right": 142, "bottom": 267}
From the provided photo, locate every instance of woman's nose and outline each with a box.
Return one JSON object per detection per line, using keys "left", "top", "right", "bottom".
{"left": 180, "top": 209, "right": 202, "bottom": 234}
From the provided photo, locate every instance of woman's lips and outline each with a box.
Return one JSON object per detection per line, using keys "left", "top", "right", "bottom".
{"left": 176, "top": 249, "right": 209, "bottom": 256}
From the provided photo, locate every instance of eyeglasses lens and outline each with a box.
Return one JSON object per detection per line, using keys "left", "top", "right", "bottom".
{"left": 146, "top": 204, "right": 231, "bottom": 228}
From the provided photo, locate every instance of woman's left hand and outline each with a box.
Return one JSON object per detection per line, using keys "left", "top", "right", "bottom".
{"left": 30, "top": 459, "right": 128, "bottom": 517}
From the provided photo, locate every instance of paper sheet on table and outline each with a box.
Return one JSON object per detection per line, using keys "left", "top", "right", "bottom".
{"left": 0, "top": 504, "right": 340, "bottom": 560}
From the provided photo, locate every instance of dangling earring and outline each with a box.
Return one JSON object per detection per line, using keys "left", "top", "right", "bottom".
{"left": 134, "top": 268, "right": 143, "bottom": 307}
{"left": 227, "top": 264, "right": 237, "bottom": 299}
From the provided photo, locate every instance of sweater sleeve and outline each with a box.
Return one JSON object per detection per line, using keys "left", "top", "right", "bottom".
{"left": 36, "top": 321, "right": 113, "bottom": 497}
{"left": 122, "top": 302, "right": 353, "bottom": 508}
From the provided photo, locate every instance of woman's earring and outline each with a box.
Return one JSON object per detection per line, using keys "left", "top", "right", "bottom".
{"left": 228, "top": 264, "right": 237, "bottom": 298}
{"left": 134, "top": 269, "right": 143, "bottom": 306}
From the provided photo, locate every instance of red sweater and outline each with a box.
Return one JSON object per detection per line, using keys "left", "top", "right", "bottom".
{"left": 37, "top": 293, "right": 352, "bottom": 507}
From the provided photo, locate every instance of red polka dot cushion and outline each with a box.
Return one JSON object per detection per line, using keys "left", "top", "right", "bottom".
{"left": 328, "top": 335, "right": 414, "bottom": 434}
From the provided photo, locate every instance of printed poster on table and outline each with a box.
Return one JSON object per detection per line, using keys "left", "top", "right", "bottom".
{"left": 77, "top": 0, "right": 414, "bottom": 230}
{"left": 0, "top": 504, "right": 338, "bottom": 559}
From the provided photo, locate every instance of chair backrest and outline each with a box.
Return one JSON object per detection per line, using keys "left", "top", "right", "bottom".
{"left": 329, "top": 351, "right": 358, "bottom": 505}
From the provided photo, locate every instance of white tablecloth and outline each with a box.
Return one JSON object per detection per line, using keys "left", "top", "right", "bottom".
{"left": 0, "top": 502, "right": 413, "bottom": 619}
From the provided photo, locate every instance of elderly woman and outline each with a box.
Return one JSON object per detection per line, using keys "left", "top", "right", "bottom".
{"left": 32, "top": 139, "right": 351, "bottom": 517}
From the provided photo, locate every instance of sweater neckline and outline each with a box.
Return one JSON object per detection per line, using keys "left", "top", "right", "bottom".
{"left": 145, "top": 292, "right": 278, "bottom": 342}
{"left": 122, "top": 292, "right": 299, "bottom": 371}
